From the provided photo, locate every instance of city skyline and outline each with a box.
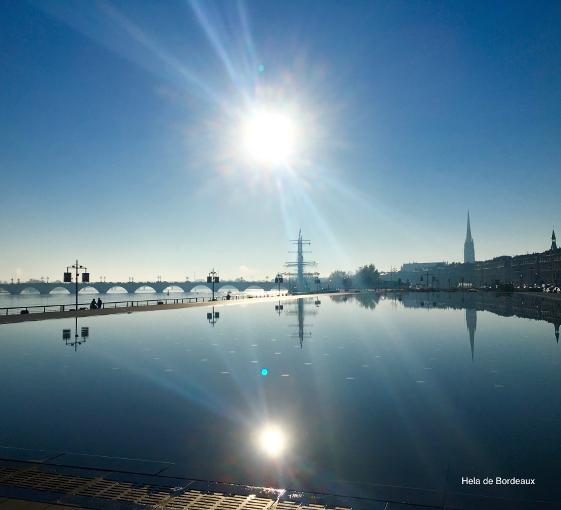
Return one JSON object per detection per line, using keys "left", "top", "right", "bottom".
{"left": 2, "top": 1, "right": 561, "bottom": 281}
{"left": 1, "top": 217, "right": 558, "bottom": 283}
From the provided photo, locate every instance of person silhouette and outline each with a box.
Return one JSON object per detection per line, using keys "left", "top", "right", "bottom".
{"left": 97, "top": 297, "right": 102, "bottom": 309}
{"left": 90, "top": 298, "right": 97, "bottom": 309}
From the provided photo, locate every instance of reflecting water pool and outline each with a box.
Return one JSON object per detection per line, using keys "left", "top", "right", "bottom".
{"left": 0, "top": 292, "right": 560, "bottom": 507}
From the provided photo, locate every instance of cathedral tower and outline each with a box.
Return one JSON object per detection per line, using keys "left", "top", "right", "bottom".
{"left": 464, "top": 211, "right": 475, "bottom": 263}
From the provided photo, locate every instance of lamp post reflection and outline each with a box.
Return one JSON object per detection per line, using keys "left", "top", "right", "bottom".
{"left": 62, "top": 316, "right": 90, "bottom": 351}
{"left": 274, "top": 301, "right": 284, "bottom": 316}
{"left": 207, "top": 307, "right": 220, "bottom": 327}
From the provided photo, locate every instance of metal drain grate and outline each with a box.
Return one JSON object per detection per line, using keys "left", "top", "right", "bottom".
{"left": 0, "top": 464, "right": 349, "bottom": 510}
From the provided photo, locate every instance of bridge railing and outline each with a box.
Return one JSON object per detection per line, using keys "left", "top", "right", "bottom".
{"left": 0, "top": 292, "right": 288, "bottom": 317}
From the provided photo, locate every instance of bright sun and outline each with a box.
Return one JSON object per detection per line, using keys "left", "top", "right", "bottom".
{"left": 241, "top": 108, "right": 297, "bottom": 166}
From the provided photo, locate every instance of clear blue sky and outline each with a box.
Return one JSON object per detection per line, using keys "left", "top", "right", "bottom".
{"left": 1, "top": 0, "right": 560, "bottom": 282}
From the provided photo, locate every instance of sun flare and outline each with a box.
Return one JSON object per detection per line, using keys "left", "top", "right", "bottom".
{"left": 241, "top": 108, "right": 297, "bottom": 166}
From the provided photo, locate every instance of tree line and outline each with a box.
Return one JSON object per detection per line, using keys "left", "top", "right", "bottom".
{"left": 328, "top": 264, "right": 380, "bottom": 290}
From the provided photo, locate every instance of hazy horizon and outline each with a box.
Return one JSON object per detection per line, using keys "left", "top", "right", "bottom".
{"left": 2, "top": 0, "right": 560, "bottom": 282}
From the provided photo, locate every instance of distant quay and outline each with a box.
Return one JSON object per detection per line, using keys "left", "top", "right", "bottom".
{"left": 0, "top": 292, "right": 341, "bottom": 325}
{"left": 376, "top": 287, "right": 561, "bottom": 301}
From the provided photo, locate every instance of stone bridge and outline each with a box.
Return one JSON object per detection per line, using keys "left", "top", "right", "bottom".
{"left": 0, "top": 281, "right": 286, "bottom": 295}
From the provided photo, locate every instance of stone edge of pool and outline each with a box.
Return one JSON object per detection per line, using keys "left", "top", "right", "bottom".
{"left": 0, "top": 293, "right": 352, "bottom": 325}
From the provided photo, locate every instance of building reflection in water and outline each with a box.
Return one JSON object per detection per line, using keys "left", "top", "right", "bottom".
{"left": 465, "top": 308, "right": 477, "bottom": 360}
{"left": 331, "top": 290, "right": 561, "bottom": 359}
{"left": 400, "top": 291, "right": 561, "bottom": 356}
{"left": 62, "top": 316, "right": 90, "bottom": 351}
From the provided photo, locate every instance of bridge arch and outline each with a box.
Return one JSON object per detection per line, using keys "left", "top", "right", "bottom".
{"left": 162, "top": 285, "right": 185, "bottom": 294}
{"left": 134, "top": 285, "right": 157, "bottom": 294}
{"left": 0, "top": 287, "right": 10, "bottom": 294}
{"left": 20, "top": 287, "right": 40, "bottom": 294}
{"left": 271, "top": 286, "right": 288, "bottom": 294}
{"left": 243, "top": 286, "right": 266, "bottom": 295}
{"left": 49, "top": 287, "right": 71, "bottom": 295}
{"left": 217, "top": 285, "right": 240, "bottom": 294}
{"left": 190, "top": 285, "right": 212, "bottom": 293}
{"left": 106, "top": 286, "right": 128, "bottom": 294}
{"left": 78, "top": 286, "right": 99, "bottom": 294}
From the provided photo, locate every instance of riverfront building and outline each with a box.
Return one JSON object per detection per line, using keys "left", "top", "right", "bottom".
{"left": 391, "top": 217, "right": 561, "bottom": 288}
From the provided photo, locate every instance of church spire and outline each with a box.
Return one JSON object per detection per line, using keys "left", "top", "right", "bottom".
{"left": 464, "top": 211, "right": 475, "bottom": 263}
{"left": 552, "top": 229, "right": 557, "bottom": 251}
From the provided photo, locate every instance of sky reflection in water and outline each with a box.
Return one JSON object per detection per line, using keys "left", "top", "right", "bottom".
{"left": 0, "top": 292, "right": 560, "bottom": 503}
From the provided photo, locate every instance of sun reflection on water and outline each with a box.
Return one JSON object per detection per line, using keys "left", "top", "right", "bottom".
{"left": 257, "top": 424, "right": 287, "bottom": 458}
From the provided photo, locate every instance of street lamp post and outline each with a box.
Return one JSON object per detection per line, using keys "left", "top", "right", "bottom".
{"left": 64, "top": 260, "right": 89, "bottom": 311}
{"left": 207, "top": 269, "right": 219, "bottom": 301}
{"left": 274, "top": 273, "right": 284, "bottom": 296}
